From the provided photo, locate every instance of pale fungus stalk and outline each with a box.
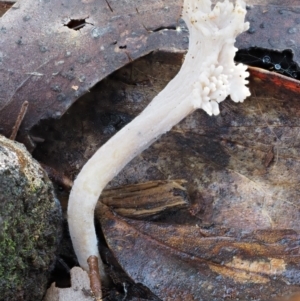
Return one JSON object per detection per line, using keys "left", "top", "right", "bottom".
{"left": 68, "top": 0, "right": 250, "bottom": 280}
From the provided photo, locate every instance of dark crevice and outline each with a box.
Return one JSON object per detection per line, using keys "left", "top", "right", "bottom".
{"left": 64, "top": 18, "right": 93, "bottom": 31}
{"left": 152, "top": 25, "right": 177, "bottom": 32}
{"left": 0, "top": 1, "right": 15, "bottom": 18}
{"left": 235, "top": 47, "right": 300, "bottom": 80}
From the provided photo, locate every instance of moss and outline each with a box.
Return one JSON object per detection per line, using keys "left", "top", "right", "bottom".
{"left": 0, "top": 136, "right": 62, "bottom": 301}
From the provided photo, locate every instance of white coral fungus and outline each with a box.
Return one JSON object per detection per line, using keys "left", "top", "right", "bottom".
{"left": 68, "top": 0, "right": 250, "bottom": 280}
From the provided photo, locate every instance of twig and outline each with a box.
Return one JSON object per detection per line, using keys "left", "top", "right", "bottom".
{"left": 40, "top": 163, "right": 73, "bottom": 191}
{"left": 87, "top": 256, "right": 102, "bottom": 301}
{"left": 9, "top": 101, "right": 29, "bottom": 140}
{"left": 104, "top": 0, "right": 113, "bottom": 12}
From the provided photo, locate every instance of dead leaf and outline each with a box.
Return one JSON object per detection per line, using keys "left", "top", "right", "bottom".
{"left": 33, "top": 52, "right": 300, "bottom": 231}
{"left": 0, "top": 0, "right": 186, "bottom": 149}
{"left": 236, "top": 0, "right": 300, "bottom": 64}
{"left": 2, "top": 0, "right": 300, "bottom": 151}
{"left": 97, "top": 203, "right": 300, "bottom": 300}
{"left": 32, "top": 52, "right": 300, "bottom": 299}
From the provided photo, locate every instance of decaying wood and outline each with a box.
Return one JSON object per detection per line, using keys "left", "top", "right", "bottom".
{"left": 43, "top": 267, "right": 94, "bottom": 301}
{"left": 99, "top": 180, "right": 189, "bottom": 219}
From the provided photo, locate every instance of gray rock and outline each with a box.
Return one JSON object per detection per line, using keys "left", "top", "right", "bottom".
{"left": 0, "top": 135, "right": 62, "bottom": 301}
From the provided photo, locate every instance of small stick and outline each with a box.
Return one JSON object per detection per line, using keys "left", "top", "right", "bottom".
{"left": 9, "top": 100, "right": 29, "bottom": 140}
{"left": 87, "top": 256, "right": 102, "bottom": 301}
{"left": 124, "top": 51, "right": 133, "bottom": 62}
{"left": 104, "top": 0, "right": 113, "bottom": 12}
{"left": 40, "top": 163, "right": 73, "bottom": 191}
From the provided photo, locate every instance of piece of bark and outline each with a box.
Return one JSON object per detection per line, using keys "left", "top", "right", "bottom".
{"left": 43, "top": 267, "right": 94, "bottom": 301}
{"left": 99, "top": 180, "right": 189, "bottom": 219}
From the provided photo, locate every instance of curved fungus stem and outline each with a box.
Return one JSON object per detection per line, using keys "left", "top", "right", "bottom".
{"left": 67, "top": 0, "right": 250, "bottom": 282}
